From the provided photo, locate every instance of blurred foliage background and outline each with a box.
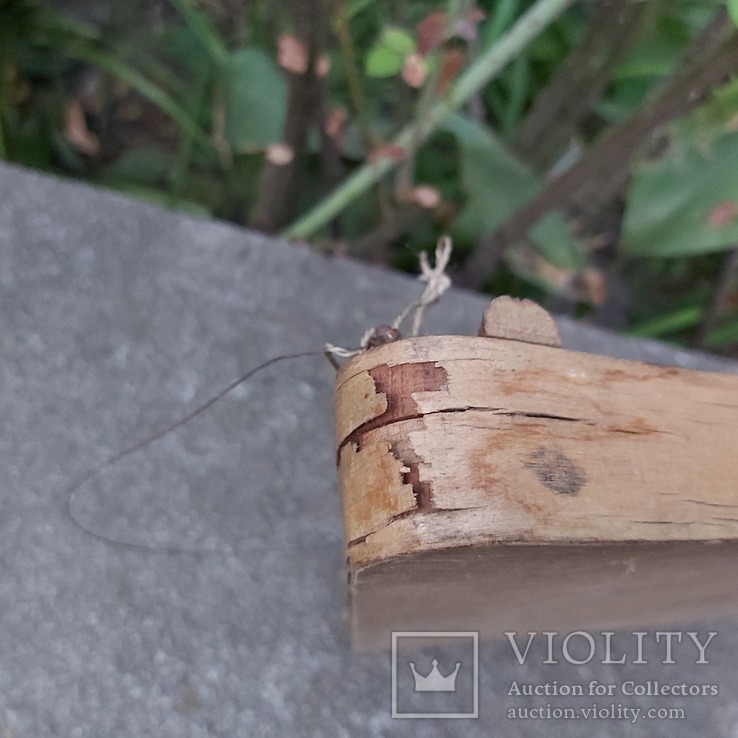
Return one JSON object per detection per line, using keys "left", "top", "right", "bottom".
{"left": 2, "top": 0, "right": 738, "bottom": 353}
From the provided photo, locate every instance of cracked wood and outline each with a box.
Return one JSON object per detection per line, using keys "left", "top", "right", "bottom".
{"left": 334, "top": 333, "right": 738, "bottom": 649}
{"left": 336, "top": 335, "right": 738, "bottom": 565}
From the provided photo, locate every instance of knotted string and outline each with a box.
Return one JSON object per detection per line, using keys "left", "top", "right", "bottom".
{"left": 324, "top": 235, "right": 453, "bottom": 364}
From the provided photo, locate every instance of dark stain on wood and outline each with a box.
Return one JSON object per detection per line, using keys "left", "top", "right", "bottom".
{"left": 524, "top": 446, "right": 586, "bottom": 496}
{"left": 390, "top": 438, "right": 433, "bottom": 514}
{"left": 339, "top": 362, "right": 449, "bottom": 452}
{"left": 369, "top": 362, "right": 448, "bottom": 419}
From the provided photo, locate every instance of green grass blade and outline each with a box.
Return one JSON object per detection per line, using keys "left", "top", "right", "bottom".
{"left": 706, "top": 316, "right": 738, "bottom": 347}
{"left": 482, "top": 0, "right": 520, "bottom": 47}
{"left": 66, "top": 42, "right": 212, "bottom": 149}
{"left": 627, "top": 305, "right": 702, "bottom": 338}
{"left": 501, "top": 56, "right": 529, "bottom": 137}
{"left": 346, "top": 0, "right": 375, "bottom": 21}
{"left": 168, "top": 0, "right": 229, "bottom": 65}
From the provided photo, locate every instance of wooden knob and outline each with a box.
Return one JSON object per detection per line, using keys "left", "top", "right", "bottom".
{"left": 478, "top": 295, "right": 561, "bottom": 347}
{"left": 334, "top": 325, "right": 738, "bottom": 649}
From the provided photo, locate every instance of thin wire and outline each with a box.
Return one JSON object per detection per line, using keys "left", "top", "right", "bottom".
{"left": 66, "top": 238, "right": 454, "bottom": 553}
{"left": 65, "top": 349, "right": 328, "bottom": 554}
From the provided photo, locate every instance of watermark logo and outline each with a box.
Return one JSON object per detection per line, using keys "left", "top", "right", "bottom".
{"left": 504, "top": 631, "right": 717, "bottom": 665}
{"left": 409, "top": 659, "right": 461, "bottom": 692}
{"left": 502, "top": 630, "right": 720, "bottom": 724}
{"left": 392, "top": 632, "right": 478, "bottom": 719}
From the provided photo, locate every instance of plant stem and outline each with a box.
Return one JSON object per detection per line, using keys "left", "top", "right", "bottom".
{"left": 692, "top": 246, "right": 738, "bottom": 348}
{"left": 0, "top": 117, "right": 6, "bottom": 160}
{"left": 251, "top": 0, "right": 326, "bottom": 232}
{"left": 332, "top": 0, "right": 377, "bottom": 149}
{"left": 514, "top": 0, "right": 653, "bottom": 169}
{"left": 283, "top": 0, "right": 577, "bottom": 239}
{"left": 394, "top": 3, "right": 456, "bottom": 200}
{"left": 457, "top": 7, "right": 738, "bottom": 288}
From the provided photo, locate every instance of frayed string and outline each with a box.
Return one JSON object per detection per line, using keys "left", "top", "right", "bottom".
{"left": 324, "top": 235, "right": 453, "bottom": 367}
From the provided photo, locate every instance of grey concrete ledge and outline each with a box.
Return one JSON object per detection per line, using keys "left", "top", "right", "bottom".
{"left": 1, "top": 162, "right": 737, "bottom": 738}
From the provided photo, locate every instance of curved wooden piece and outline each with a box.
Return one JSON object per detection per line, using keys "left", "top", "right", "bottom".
{"left": 335, "top": 330, "right": 738, "bottom": 650}
{"left": 478, "top": 295, "right": 561, "bottom": 346}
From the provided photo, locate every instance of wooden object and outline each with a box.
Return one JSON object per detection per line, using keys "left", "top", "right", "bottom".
{"left": 335, "top": 297, "right": 738, "bottom": 650}
{"left": 478, "top": 295, "right": 561, "bottom": 346}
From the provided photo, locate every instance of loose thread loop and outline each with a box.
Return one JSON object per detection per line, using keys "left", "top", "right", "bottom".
{"left": 66, "top": 349, "right": 327, "bottom": 553}
{"left": 67, "top": 237, "right": 454, "bottom": 551}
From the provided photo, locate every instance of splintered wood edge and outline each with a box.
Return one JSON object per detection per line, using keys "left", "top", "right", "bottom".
{"left": 334, "top": 335, "right": 738, "bottom": 571}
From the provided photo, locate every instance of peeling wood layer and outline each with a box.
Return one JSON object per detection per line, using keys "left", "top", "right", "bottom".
{"left": 335, "top": 335, "right": 738, "bottom": 572}
{"left": 336, "top": 299, "right": 738, "bottom": 650}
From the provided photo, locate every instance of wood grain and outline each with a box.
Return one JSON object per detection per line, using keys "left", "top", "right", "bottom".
{"left": 478, "top": 295, "right": 561, "bottom": 346}
{"left": 334, "top": 334, "right": 738, "bottom": 650}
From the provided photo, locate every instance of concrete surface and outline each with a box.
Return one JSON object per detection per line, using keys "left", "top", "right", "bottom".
{"left": 1, "top": 162, "right": 738, "bottom": 737}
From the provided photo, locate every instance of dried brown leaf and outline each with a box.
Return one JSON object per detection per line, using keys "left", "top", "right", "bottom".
{"left": 435, "top": 49, "right": 466, "bottom": 95}
{"left": 455, "top": 6, "right": 486, "bottom": 43}
{"left": 278, "top": 34, "right": 308, "bottom": 74}
{"left": 401, "top": 53, "right": 427, "bottom": 89}
{"left": 278, "top": 33, "right": 330, "bottom": 77}
{"left": 411, "top": 184, "right": 441, "bottom": 209}
{"left": 707, "top": 201, "right": 738, "bottom": 229}
{"left": 324, "top": 106, "right": 348, "bottom": 138}
{"left": 265, "top": 143, "right": 294, "bottom": 166}
{"left": 64, "top": 101, "right": 100, "bottom": 157}
{"left": 367, "top": 144, "right": 405, "bottom": 163}
{"left": 416, "top": 11, "right": 448, "bottom": 56}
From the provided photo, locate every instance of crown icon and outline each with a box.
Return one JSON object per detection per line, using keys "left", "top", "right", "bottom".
{"left": 409, "top": 659, "right": 461, "bottom": 692}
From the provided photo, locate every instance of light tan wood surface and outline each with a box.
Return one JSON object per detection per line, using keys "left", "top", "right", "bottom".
{"left": 335, "top": 301, "right": 738, "bottom": 650}
{"left": 478, "top": 294, "right": 561, "bottom": 346}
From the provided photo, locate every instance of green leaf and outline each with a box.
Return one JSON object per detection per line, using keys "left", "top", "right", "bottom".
{"left": 446, "top": 113, "right": 533, "bottom": 226}
{"left": 365, "top": 46, "right": 404, "bottom": 77}
{"left": 680, "top": 74, "right": 738, "bottom": 139}
{"left": 155, "top": 25, "right": 212, "bottom": 80}
{"left": 99, "top": 145, "right": 173, "bottom": 187}
{"left": 526, "top": 25, "right": 567, "bottom": 63}
{"left": 596, "top": 77, "right": 653, "bottom": 122}
{"left": 381, "top": 27, "right": 415, "bottom": 56}
{"left": 613, "top": 37, "right": 682, "bottom": 80}
{"left": 481, "top": 0, "right": 519, "bottom": 48}
{"left": 622, "top": 80, "right": 738, "bottom": 258}
{"left": 346, "top": 0, "right": 375, "bottom": 20}
{"left": 728, "top": 0, "right": 738, "bottom": 28}
{"left": 499, "top": 56, "right": 529, "bottom": 138}
{"left": 4, "top": 111, "right": 54, "bottom": 169}
{"left": 365, "top": 27, "right": 415, "bottom": 78}
{"left": 444, "top": 114, "right": 584, "bottom": 271}
{"left": 530, "top": 212, "right": 585, "bottom": 269}
{"left": 628, "top": 305, "right": 702, "bottom": 338}
{"left": 223, "top": 48, "right": 287, "bottom": 152}
{"left": 101, "top": 182, "right": 212, "bottom": 217}
{"left": 168, "top": 0, "right": 228, "bottom": 65}
{"left": 706, "top": 315, "right": 738, "bottom": 346}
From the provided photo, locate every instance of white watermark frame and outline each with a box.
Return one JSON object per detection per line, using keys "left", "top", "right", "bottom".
{"left": 391, "top": 631, "right": 479, "bottom": 719}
